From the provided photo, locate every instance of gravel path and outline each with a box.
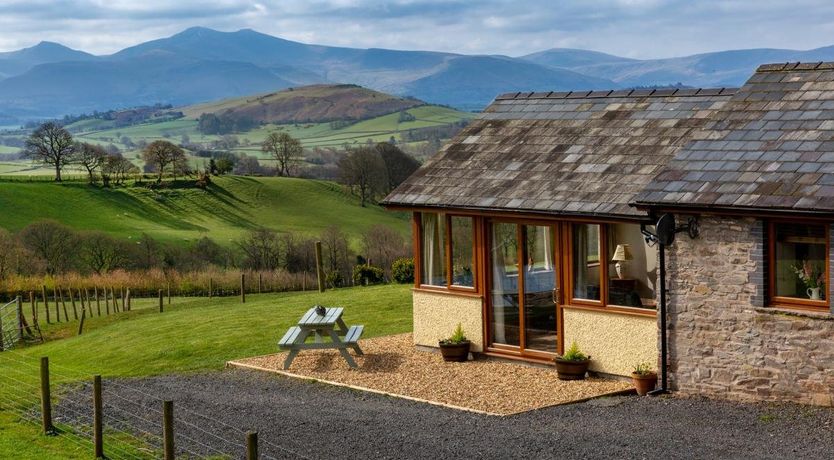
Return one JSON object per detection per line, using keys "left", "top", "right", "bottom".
{"left": 55, "top": 369, "right": 834, "bottom": 459}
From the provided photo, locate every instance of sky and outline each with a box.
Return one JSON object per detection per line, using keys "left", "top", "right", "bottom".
{"left": 1, "top": 0, "right": 834, "bottom": 58}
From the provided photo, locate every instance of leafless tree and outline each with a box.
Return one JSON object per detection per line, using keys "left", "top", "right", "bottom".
{"left": 338, "top": 146, "right": 388, "bottom": 207}
{"left": 262, "top": 131, "right": 302, "bottom": 177}
{"left": 75, "top": 142, "right": 108, "bottom": 183}
{"left": 102, "top": 153, "right": 139, "bottom": 186}
{"left": 23, "top": 122, "right": 76, "bottom": 182}
{"left": 77, "top": 231, "right": 129, "bottom": 274}
{"left": 141, "top": 140, "right": 187, "bottom": 182}
{"left": 238, "top": 228, "right": 282, "bottom": 270}
{"left": 375, "top": 142, "right": 420, "bottom": 193}
{"left": 360, "top": 224, "right": 409, "bottom": 276}
{"left": 320, "top": 225, "right": 354, "bottom": 284}
{"left": 0, "top": 228, "right": 32, "bottom": 279}
{"left": 19, "top": 220, "right": 77, "bottom": 275}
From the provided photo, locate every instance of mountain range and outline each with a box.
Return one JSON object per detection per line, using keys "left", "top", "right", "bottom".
{"left": 3, "top": 26, "right": 834, "bottom": 120}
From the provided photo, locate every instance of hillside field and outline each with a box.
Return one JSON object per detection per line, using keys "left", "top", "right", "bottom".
{"left": 0, "top": 176, "right": 408, "bottom": 244}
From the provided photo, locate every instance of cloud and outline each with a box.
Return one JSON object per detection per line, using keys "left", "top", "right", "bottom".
{"left": 1, "top": 0, "right": 834, "bottom": 59}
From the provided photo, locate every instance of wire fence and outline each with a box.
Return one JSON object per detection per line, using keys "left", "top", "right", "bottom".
{"left": 0, "top": 299, "right": 21, "bottom": 350}
{"left": 0, "top": 350, "right": 312, "bottom": 459}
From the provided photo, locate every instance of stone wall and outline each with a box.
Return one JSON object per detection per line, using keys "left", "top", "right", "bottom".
{"left": 667, "top": 215, "right": 834, "bottom": 406}
{"left": 412, "top": 289, "right": 484, "bottom": 352}
{"left": 563, "top": 307, "right": 657, "bottom": 376}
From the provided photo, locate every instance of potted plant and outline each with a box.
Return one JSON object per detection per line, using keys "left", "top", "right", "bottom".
{"left": 554, "top": 340, "right": 591, "bottom": 380}
{"left": 631, "top": 362, "right": 658, "bottom": 396}
{"left": 793, "top": 260, "right": 826, "bottom": 300}
{"left": 439, "top": 323, "right": 471, "bottom": 362}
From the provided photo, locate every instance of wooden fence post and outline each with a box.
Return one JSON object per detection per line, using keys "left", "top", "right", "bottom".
{"left": 62, "top": 289, "right": 71, "bottom": 322}
{"left": 45, "top": 289, "right": 51, "bottom": 324}
{"left": 29, "top": 291, "right": 36, "bottom": 323}
{"left": 69, "top": 289, "right": 78, "bottom": 320}
{"left": 55, "top": 287, "right": 63, "bottom": 323}
{"left": 77, "top": 309, "right": 86, "bottom": 335}
{"left": 315, "top": 241, "right": 325, "bottom": 293}
{"left": 126, "top": 289, "right": 131, "bottom": 311}
{"left": 95, "top": 286, "right": 101, "bottom": 315}
{"left": 104, "top": 287, "right": 110, "bottom": 315}
{"left": 40, "top": 357, "right": 53, "bottom": 434}
{"left": 258, "top": 273, "right": 262, "bottom": 294}
{"left": 85, "top": 288, "right": 92, "bottom": 316}
{"left": 93, "top": 375, "right": 103, "bottom": 459}
{"left": 167, "top": 283, "right": 171, "bottom": 306}
{"left": 158, "top": 290, "right": 164, "bottom": 313}
{"left": 41, "top": 285, "right": 48, "bottom": 320}
{"left": 163, "top": 400, "right": 174, "bottom": 460}
{"left": 240, "top": 273, "right": 246, "bottom": 303}
{"left": 246, "top": 431, "right": 258, "bottom": 460}
{"left": 17, "top": 296, "right": 32, "bottom": 338}
{"left": 122, "top": 287, "right": 127, "bottom": 310}
{"left": 208, "top": 278, "right": 213, "bottom": 299}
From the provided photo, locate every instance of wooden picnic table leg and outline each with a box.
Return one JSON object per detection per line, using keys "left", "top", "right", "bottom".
{"left": 283, "top": 328, "right": 312, "bottom": 370}
{"left": 335, "top": 318, "right": 349, "bottom": 335}
{"left": 350, "top": 342, "right": 364, "bottom": 356}
{"left": 327, "top": 329, "right": 357, "bottom": 369}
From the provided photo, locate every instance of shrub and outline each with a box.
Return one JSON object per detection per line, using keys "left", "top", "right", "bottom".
{"left": 352, "top": 264, "right": 384, "bottom": 286}
{"left": 391, "top": 257, "right": 414, "bottom": 284}
{"left": 440, "top": 323, "right": 469, "bottom": 345}
{"left": 633, "top": 362, "right": 655, "bottom": 376}
{"left": 326, "top": 271, "right": 344, "bottom": 288}
{"left": 561, "top": 340, "right": 588, "bottom": 361}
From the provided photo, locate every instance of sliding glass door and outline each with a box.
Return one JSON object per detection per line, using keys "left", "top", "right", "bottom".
{"left": 489, "top": 221, "right": 560, "bottom": 356}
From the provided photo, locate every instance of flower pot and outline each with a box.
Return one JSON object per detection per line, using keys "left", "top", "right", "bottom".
{"left": 554, "top": 357, "right": 591, "bottom": 380}
{"left": 439, "top": 340, "right": 471, "bottom": 362}
{"left": 631, "top": 372, "right": 658, "bottom": 396}
{"left": 807, "top": 287, "right": 821, "bottom": 300}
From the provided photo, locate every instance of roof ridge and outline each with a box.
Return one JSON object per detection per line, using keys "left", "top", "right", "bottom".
{"left": 494, "top": 87, "right": 737, "bottom": 101}
{"left": 756, "top": 61, "right": 834, "bottom": 72}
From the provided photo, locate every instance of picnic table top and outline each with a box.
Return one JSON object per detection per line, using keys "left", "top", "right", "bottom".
{"left": 298, "top": 306, "right": 344, "bottom": 327}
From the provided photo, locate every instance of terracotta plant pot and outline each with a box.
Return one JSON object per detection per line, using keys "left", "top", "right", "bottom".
{"left": 554, "top": 357, "right": 591, "bottom": 380}
{"left": 439, "top": 340, "right": 471, "bottom": 362}
{"left": 631, "top": 372, "right": 658, "bottom": 396}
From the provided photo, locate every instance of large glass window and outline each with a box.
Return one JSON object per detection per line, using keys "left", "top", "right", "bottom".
{"left": 772, "top": 223, "right": 828, "bottom": 306}
{"left": 607, "top": 224, "right": 657, "bottom": 309}
{"left": 572, "top": 223, "right": 601, "bottom": 301}
{"left": 490, "top": 223, "right": 520, "bottom": 346}
{"left": 420, "top": 212, "right": 446, "bottom": 286}
{"left": 451, "top": 216, "right": 475, "bottom": 287}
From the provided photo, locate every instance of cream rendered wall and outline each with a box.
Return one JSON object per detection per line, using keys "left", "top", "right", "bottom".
{"left": 563, "top": 308, "right": 657, "bottom": 376}
{"left": 412, "top": 290, "right": 484, "bottom": 352}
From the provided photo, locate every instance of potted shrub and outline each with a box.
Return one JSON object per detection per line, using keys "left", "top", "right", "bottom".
{"left": 554, "top": 340, "right": 591, "bottom": 380}
{"left": 439, "top": 323, "right": 471, "bottom": 362}
{"left": 631, "top": 362, "right": 658, "bottom": 396}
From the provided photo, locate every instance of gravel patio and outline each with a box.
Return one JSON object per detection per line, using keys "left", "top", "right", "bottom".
{"left": 228, "top": 333, "right": 633, "bottom": 415}
{"left": 54, "top": 369, "right": 834, "bottom": 459}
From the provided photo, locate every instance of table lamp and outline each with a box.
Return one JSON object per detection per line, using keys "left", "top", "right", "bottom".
{"left": 611, "top": 244, "right": 633, "bottom": 279}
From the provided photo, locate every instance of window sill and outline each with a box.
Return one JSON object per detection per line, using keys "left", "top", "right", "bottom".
{"left": 562, "top": 303, "right": 657, "bottom": 318}
{"left": 413, "top": 286, "right": 482, "bottom": 299}
{"left": 755, "top": 306, "right": 833, "bottom": 320}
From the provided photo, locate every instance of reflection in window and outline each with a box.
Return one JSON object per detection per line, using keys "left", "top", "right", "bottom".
{"left": 523, "top": 225, "right": 558, "bottom": 353}
{"left": 490, "top": 223, "right": 520, "bottom": 346}
{"left": 420, "top": 212, "right": 446, "bottom": 286}
{"left": 607, "top": 224, "right": 657, "bottom": 309}
{"left": 451, "top": 216, "right": 475, "bottom": 287}
{"left": 572, "top": 223, "right": 601, "bottom": 300}
{"left": 774, "top": 223, "right": 827, "bottom": 302}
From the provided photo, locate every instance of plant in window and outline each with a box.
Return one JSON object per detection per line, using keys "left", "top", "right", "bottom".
{"left": 438, "top": 323, "right": 471, "bottom": 362}
{"left": 792, "top": 260, "right": 826, "bottom": 300}
{"left": 554, "top": 340, "right": 591, "bottom": 380}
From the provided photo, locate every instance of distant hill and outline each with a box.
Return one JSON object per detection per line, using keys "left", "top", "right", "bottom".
{"left": 183, "top": 84, "right": 425, "bottom": 124}
{"left": 0, "top": 41, "right": 95, "bottom": 79}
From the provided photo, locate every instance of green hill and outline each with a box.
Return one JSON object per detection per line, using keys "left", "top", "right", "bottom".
{"left": 0, "top": 176, "right": 408, "bottom": 244}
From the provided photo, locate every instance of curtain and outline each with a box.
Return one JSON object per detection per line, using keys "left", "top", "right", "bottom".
{"left": 422, "top": 213, "right": 437, "bottom": 285}
{"left": 541, "top": 226, "right": 553, "bottom": 271}
{"left": 491, "top": 225, "right": 509, "bottom": 343}
{"left": 573, "top": 225, "right": 588, "bottom": 298}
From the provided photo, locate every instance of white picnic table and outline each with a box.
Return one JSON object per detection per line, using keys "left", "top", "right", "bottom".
{"left": 278, "top": 306, "right": 364, "bottom": 369}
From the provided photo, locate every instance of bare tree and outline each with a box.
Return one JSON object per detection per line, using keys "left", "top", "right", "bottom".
{"left": 102, "top": 153, "right": 139, "bottom": 186}
{"left": 360, "top": 224, "right": 409, "bottom": 276}
{"left": 338, "top": 146, "right": 388, "bottom": 207}
{"left": 262, "top": 132, "right": 302, "bottom": 177}
{"left": 141, "top": 140, "right": 186, "bottom": 182}
{"left": 77, "top": 231, "right": 129, "bottom": 274}
{"left": 375, "top": 142, "right": 420, "bottom": 193}
{"left": 0, "top": 228, "right": 31, "bottom": 279}
{"left": 320, "top": 225, "right": 353, "bottom": 285}
{"left": 75, "top": 142, "right": 108, "bottom": 183}
{"left": 238, "top": 228, "right": 282, "bottom": 270}
{"left": 24, "top": 122, "right": 76, "bottom": 182}
{"left": 19, "top": 220, "right": 77, "bottom": 275}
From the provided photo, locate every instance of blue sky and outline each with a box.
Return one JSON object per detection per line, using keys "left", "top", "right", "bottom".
{"left": 2, "top": 0, "right": 834, "bottom": 58}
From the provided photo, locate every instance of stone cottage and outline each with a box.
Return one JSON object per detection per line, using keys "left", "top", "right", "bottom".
{"left": 383, "top": 61, "right": 834, "bottom": 406}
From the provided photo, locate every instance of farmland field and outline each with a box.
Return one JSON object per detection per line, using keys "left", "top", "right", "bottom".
{"left": 0, "top": 175, "right": 409, "bottom": 244}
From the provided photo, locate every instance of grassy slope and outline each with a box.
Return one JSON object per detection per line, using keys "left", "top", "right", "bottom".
{"left": 0, "top": 284, "right": 412, "bottom": 459}
{"left": 0, "top": 176, "right": 408, "bottom": 244}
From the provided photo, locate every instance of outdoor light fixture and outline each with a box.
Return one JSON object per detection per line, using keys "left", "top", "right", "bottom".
{"left": 611, "top": 244, "right": 633, "bottom": 279}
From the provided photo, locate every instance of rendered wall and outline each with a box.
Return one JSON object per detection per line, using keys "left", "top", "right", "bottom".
{"left": 412, "top": 290, "right": 484, "bottom": 352}
{"left": 563, "top": 308, "right": 658, "bottom": 376}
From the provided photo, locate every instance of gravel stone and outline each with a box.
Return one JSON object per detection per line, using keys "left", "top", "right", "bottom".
{"left": 55, "top": 369, "right": 834, "bottom": 459}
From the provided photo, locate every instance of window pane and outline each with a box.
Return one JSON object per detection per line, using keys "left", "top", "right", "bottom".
{"left": 572, "top": 223, "right": 601, "bottom": 300}
{"left": 490, "top": 223, "right": 520, "bottom": 346}
{"left": 420, "top": 212, "right": 446, "bottom": 286}
{"left": 607, "top": 224, "right": 657, "bottom": 309}
{"left": 523, "top": 225, "right": 557, "bottom": 352}
{"left": 774, "top": 223, "right": 827, "bottom": 301}
{"left": 451, "top": 216, "right": 475, "bottom": 287}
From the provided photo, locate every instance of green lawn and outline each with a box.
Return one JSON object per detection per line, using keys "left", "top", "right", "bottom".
{"left": 0, "top": 284, "right": 413, "bottom": 459}
{"left": 0, "top": 175, "right": 408, "bottom": 245}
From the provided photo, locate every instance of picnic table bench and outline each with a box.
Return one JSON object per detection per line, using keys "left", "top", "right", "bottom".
{"left": 278, "top": 306, "right": 364, "bottom": 369}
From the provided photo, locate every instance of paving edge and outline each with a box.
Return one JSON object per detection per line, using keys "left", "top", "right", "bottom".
{"left": 225, "top": 359, "right": 636, "bottom": 417}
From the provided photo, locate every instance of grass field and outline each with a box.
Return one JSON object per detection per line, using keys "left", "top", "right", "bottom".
{"left": 0, "top": 284, "right": 413, "bottom": 459}
{"left": 0, "top": 175, "right": 408, "bottom": 244}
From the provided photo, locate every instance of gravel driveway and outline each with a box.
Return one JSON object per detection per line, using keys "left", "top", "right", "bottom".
{"left": 55, "top": 369, "right": 834, "bottom": 459}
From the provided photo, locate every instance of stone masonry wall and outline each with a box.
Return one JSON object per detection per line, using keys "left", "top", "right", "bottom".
{"left": 667, "top": 215, "right": 834, "bottom": 406}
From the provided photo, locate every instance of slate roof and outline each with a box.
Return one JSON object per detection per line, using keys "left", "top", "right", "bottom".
{"left": 383, "top": 88, "right": 734, "bottom": 219}
{"left": 635, "top": 62, "right": 834, "bottom": 213}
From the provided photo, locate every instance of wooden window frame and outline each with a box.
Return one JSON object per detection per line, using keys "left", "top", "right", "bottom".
{"left": 414, "top": 212, "right": 478, "bottom": 293}
{"left": 767, "top": 220, "right": 830, "bottom": 311}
